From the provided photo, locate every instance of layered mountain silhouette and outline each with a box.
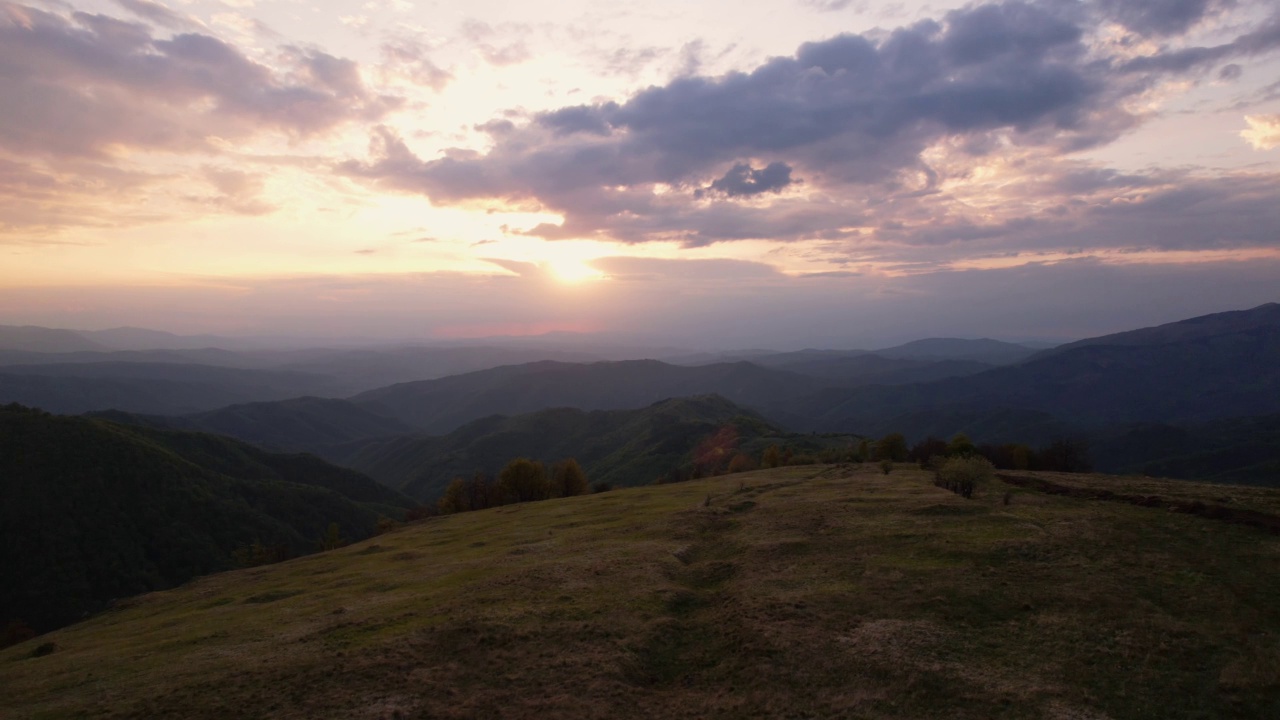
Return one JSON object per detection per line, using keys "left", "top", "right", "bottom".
{"left": 786, "top": 303, "right": 1280, "bottom": 439}
{"left": 349, "top": 359, "right": 829, "bottom": 434}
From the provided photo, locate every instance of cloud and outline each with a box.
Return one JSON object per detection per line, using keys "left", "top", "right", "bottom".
{"left": 338, "top": 0, "right": 1280, "bottom": 262}
{"left": 0, "top": 1, "right": 399, "bottom": 235}
{"left": 194, "top": 166, "right": 274, "bottom": 215}
{"left": 701, "top": 162, "right": 795, "bottom": 198}
{"left": 0, "top": 3, "right": 400, "bottom": 160}
{"left": 338, "top": 1, "right": 1147, "bottom": 248}
{"left": 1241, "top": 114, "right": 1280, "bottom": 149}
{"left": 110, "top": 0, "right": 203, "bottom": 32}
{"left": 380, "top": 38, "right": 452, "bottom": 90}
{"left": 589, "top": 256, "right": 783, "bottom": 281}
{"left": 1095, "top": 0, "right": 1234, "bottom": 37}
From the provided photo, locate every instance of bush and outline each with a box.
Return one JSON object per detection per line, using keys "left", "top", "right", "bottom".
{"left": 591, "top": 481, "right": 613, "bottom": 493}
{"left": 934, "top": 456, "right": 995, "bottom": 499}
{"left": 879, "top": 459, "right": 894, "bottom": 475}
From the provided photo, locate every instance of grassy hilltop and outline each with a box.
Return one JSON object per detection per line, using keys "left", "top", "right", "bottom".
{"left": 3, "top": 465, "right": 1279, "bottom": 719}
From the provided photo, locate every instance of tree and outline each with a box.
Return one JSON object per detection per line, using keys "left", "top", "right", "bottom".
{"left": 319, "top": 522, "right": 346, "bottom": 551}
{"left": 728, "top": 453, "right": 757, "bottom": 473}
{"left": 464, "top": 471, "right": 502, "bottom": 510}
{"left": 438, "top": 477, "right": 469, "bottom": 514}
{"left": 856, "top": 439, "right": 870, "bottom": 463}
{"left": 946, "top": 432, "right": 977, "bottom": 458}
{"left": 761, "top": 444, "right": 782, "bottom": 469}
{"left": 874, "top": 433, "right": 908, "bottom": 462}
{"left": 909, "top": 436, "right": 948, "bottom": 467}
{"left": 499, "top": 457, "right": 551, "bottom": 503}
{"left": 552, "top": 458, "right": 589, "bottom": 497}
{"left": 934, "top": 455, "right": 995, "bottom": 499}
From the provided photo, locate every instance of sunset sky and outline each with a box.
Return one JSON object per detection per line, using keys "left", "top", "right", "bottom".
{"left": 1, "top": 0, "right": 1278, "bottom": 347}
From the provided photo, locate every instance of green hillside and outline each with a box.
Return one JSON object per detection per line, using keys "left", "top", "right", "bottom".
{"left": 0, "top": 405, "right": 415, "bottom": 635}
{"left": 3, "top": 466, "right": 1278, "bottom": 718}
{"left": 335, "top": 395, "right": 858, "bottom": 500}
{"left": 93, "top": 396, "right": 417, "bottom": 455}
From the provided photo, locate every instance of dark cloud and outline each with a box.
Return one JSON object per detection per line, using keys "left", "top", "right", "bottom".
{"left": 1219, "top": 63, "right": 1243, "bottom": 80}
{"left": 1096, "top": 0, "right": 1232, "bottom": 37}
{"left": 1119, "top": 11, "right": 1280, "bottom": 73}
{"left": 701, "top": 162, "right": 795, "bottom": 198}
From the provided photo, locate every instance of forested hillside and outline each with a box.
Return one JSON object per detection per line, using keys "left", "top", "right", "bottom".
{"left": 0, "top": 404, "right": 414, "bottom": 635}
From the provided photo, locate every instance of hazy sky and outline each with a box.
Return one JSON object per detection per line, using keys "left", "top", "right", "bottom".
{"left": 1, "top": 0, "right": 1278, "bottom": 347}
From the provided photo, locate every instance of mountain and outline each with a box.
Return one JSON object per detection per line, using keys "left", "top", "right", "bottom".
{"left": 350, "top": 359, "right": 831, "bottom": 434}
{"left": 871, "top": 337, "right": 1040, "bottom": 365}
{"left": 333, "top": 395, "right": 855, "bottom": 500}
{"left": 0, "top": 326, "right": 102, "bottom": 353}
{"left": 758, "top": 353, "right": 994, "bottom": 385}
{"left": 0, "top": 362, "right": 342, "bottom": 415}
{"left": 6, "top": 467, "right": 1280, "bottom": 718}
{"left": 92, "top": 397, "right": 416, "bottom": 455}
{"left": 0, "top": 404, "right": 415, "bottom": 635}
{"left": 790, "top": 302, "right": 1280, "bottom": 441}
{"left": 264, "top": 345, "right": 604, "bottom": 394}
{"left": 1034, "top": 303, "right": 1280, "bottom": 358}
{"left": 1090, "top": 413, "right": 1280, "bottom": 486}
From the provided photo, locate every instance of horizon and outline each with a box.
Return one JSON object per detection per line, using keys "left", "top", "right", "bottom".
{"left": 2, "top": 0, "right": 1279, "bottom": 346}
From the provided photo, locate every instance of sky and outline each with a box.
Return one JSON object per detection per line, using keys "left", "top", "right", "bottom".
{"left": 1, "top": 0, "right": 1278, "bottom": 348}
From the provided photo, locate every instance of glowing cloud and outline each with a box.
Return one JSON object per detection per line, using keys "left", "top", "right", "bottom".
{"left": 1242, "top": 115, "right": 1280, "bottom": 151}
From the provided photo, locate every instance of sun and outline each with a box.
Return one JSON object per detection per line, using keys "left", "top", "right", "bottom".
{"left": 548, "top": 259, "right": 605, "bottom": 284}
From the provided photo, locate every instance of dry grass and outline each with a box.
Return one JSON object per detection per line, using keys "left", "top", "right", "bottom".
{"left": 3, "top": 465, "right": 1279, "bottom": 719}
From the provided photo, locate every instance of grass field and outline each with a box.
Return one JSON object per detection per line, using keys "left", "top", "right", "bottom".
{"left": 3, "top": 464, "right": 1279, "bottom": 719}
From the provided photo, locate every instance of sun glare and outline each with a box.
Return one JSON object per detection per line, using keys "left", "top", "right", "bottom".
{"left": 549, "top": 260, "right": 605, "bottom": 284}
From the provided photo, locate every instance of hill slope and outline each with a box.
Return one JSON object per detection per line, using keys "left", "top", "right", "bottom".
{"left": 93, "top": 397, "right": 417, "bottom": 455}
{"left": 3, "top": 466, "right": 1278, "bottom": 718}
{"left": 0, "top": 405, "right": 415, "bottom": 635}
{"left": 335, "top": 395, "right": 838, "bottom": 500}
{"left": 351, "top": 359, "right": 831, "bottom": 434}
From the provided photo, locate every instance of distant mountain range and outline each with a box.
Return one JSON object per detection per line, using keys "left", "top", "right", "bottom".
{"left": 3, "top": 303, "right": 1278, "bottom": 489}
{"left": 787, "top": 303, "right": 1280, "bottom": 438}
{"left": 0, "top": 404, "right": 415, "bottom": 634}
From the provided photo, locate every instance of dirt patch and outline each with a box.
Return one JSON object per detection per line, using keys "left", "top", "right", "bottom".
{"left": 997, "top": 474, "right": 1280, "bottom": 534}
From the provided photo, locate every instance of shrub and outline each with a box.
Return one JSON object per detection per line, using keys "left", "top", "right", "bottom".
{"left": 934, "top": 455, "right": 996, "bottom": 499}
{"left": 879, "top": 459, "right": 894, "bottom": 475}
{"left": 591, "top": 481, "right": 613, "bottom": 493}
